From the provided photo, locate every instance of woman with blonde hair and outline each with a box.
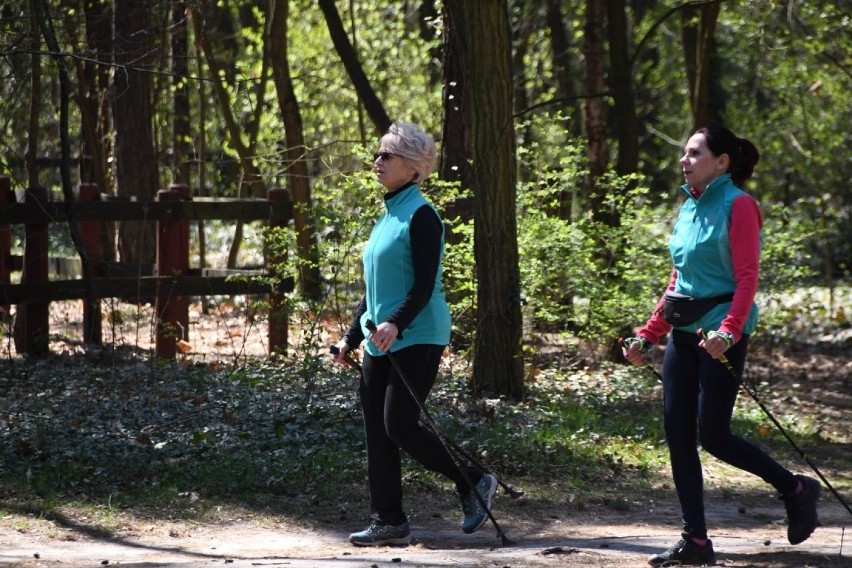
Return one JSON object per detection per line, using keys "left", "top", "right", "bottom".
{"left": 332, "top": 121, "right": 496, "bottom": 546}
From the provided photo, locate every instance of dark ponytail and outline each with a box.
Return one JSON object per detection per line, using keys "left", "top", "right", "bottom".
{"left": 695, "top": 125, "right": 760, "bottom": 186}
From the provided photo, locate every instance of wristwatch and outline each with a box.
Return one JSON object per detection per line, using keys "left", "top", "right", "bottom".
{"left": 708, "top": 330, "right": 734, "bottom": 350}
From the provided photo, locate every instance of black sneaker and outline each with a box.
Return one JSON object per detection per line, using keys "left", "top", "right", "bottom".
{"left": 648, "top": 538, "right": 716, "bottom": 566}
{"left": 348, "top": 520, "right": 411, "bottom": 546}
{"left": 783, "top": 474, "right": 821, "bottom": 545}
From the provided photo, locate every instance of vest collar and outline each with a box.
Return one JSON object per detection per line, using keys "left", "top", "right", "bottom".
{"left": 680, "top": 173, "right": 732, "bottom": 201}
{"left": 384, "top": 182, "right": 419, "bottom": 209}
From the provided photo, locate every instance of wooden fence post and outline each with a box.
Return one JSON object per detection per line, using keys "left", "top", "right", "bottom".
{"left": 267, "top": 188, "right": 289, "bottom": 355}
{"left": 20, "top": 186, "right": 50, "bottom": 356}
{"left": 0, "top": 177, "right": 11, "bottom": 313}
{"left": 79, "top": 183, "right": 103, "bottom": 344}
{"left": 170, "top": 183, "right": 191, "bottom": 341}
{"left": 155, "top": 188, "right": 183, "bottom": 359}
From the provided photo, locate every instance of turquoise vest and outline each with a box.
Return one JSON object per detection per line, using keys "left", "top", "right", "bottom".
{"left": 668, "top": 174, "right": 759, "bottom": 334}
{"left": 360, "top": 184, "right": 451, "bottom": 355}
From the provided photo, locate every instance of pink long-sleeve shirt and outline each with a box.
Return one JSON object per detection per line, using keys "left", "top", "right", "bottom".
{"left": 639, "top": 192, "right": 762, "bottom": 345}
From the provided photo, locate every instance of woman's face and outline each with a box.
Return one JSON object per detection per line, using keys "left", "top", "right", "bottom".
{"left": 680, "top": 132, "right": 728, "bottom": 191}
{"left": 374, "top": 141, "right": 417, "bottom": 191}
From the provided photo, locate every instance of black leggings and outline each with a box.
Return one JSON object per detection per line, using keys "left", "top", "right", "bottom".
{"left": 662, "top": 330, "right": 797, "bottom": 539}
{"left": 360, "top": 344, "right": 480, "bottom": 525}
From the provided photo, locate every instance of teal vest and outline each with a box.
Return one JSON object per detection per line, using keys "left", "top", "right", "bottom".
{"left": 360, "top": 184, "right": 451, "bottom": 355}
{"left": 669, "top": 174, "right": 759, "bottom": 334}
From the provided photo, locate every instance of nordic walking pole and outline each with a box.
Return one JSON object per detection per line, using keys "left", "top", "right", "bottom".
{"left": 330, "top": 345, "right": 524, "bottom": 500}
{"left": 363, "top": 320, "right": 512, "bottom": 545}
{"left": 696, "top": 329, "right": 852, "bottom": 518}
{"left": 434, "top": 431, "right": 524, "bottom": 499}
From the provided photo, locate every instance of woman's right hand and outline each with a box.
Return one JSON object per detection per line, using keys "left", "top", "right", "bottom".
{"left": 621, "top": 337, "right": 649, "bottom": 366}
{"left": 331, "top": 340, "right": 351, "bottom": 365}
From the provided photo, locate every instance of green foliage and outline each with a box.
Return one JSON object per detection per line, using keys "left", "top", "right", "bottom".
{"left": 309, "top": 165, "right": 382, "bottom": 322}
{"left": 279, "top": 2, "right": 442, "bottom": 185}
{"left": 512, "top": 121, "right": 670, "bottom": 349}
{"left": 715, "top": 0, "right": 852, "bottom": 278}
{"left": 428, "top": 179, "right": 476, "bottom": 347}
{"left": 759, "top": 200, "right": 819, "bottom": 292}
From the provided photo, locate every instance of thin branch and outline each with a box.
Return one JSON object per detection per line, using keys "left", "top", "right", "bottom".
{"left": 629, "top": 0, "right": 726, "bottom": 71}
{"left": 514, "top": 91, "right": 613, "bottom": 118}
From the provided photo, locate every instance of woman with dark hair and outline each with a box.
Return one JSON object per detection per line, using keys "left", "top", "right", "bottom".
{"left": 622, "top": 125, "right": 820, "bottom": 566}
{"left": 331, "top": 121, "right": 496, "bottom": 546}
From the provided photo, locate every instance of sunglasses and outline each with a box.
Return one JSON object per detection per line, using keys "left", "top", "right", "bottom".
{"left": 373, "top": 151, "right": 399, "bottom": 162}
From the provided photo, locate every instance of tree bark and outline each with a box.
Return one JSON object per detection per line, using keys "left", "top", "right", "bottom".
{"left": 317, "top": 0, "right": 391, "bottom": 135}
{"left": 606, "top": 0, "right": 639, "bottom": 178}
{"left": 112, "top": 0, "right": 158, "bottom": 268}
{"left": 78, "top": 1, "right": 112, "bottom": 193}
{"left": 77, "top": 0, "right": 115, "bottom": 264}
{"left": 171, "top": 1, "right": 191, "bottom": 186}
{"left": 582, "top": 0, "right": 611, "bottom": 224}
{"left": 439, "top": 0, "right": 473, "bottom": 231}
{"left": 511, "top": 1, "right": 536, "bottom": 184}
{"left": 681, "top": 1, "right": 722, "bottom": 130}
{"left": 27, "top": 0, "right": 40, "bottom": 193}
{"left": 462, "top": 0, "right": 524, "bottom": 400}
{"left": 269, "top": 0, "right": 322, "bottom": 301}
{"left": 35, "top": 0, "right": 99, "bottom": 344}
{"left": 545, "top": 0, "right": 582, "bottom": 137}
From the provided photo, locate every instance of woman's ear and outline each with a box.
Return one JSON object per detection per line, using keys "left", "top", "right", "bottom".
{"left": 717, "top": 153, "right": 730, "bottom": 172}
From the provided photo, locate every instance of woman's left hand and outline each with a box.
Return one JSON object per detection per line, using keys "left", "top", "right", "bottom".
{"left": 371, "top": 321, "right": 399, "bottom": 352}
{"left": 699, "top": 330, "right": 733, "bottom": 360}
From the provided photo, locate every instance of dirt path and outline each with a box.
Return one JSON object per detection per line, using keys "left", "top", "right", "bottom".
{"left": 2, "top": 499, "right": 850, "bottom": 567}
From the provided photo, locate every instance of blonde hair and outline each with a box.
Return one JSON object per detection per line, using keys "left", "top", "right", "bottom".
{"left": 381, "top": 121, "right": 436, "bottom": 182}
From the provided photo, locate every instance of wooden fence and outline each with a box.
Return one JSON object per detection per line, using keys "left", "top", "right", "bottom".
{"left": 0, "top": 176, "right": 294, "bottom": 359}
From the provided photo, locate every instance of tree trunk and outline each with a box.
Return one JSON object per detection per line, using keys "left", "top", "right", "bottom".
{"left": 195, "top": 43, "right": 208, "bottom": 281}
{"left": 544, "top": 0, "right": 582, "bottom": 219}
{"left": 439, "top": 0, "right": 473, "bottom": 232}
{"left": 681, "top": 2, "right": 721, "bottom": 130}
{"left": 112, "top": 0, "right": 158, "bottom": 268}
{"left": 606, "top": 0, "right": 639, "bottom": 178}
{"left": 545, "top": 0, "right": 582, "bottom": 137}
{"left": 582, "top": 0, "right": 611, "bottom": 224}
{"left": 462, "top": 0, "right": 524, "bottom": 400}
{"left": 16, "top": 0, "right": 43, "bottom": 353}
{"left": 511, "top": 1, "right": 535, "bottom": 184}
{"left": 171, "top": 1, "right": 191, "bottom": 186}
{"left": 27, "top": 0, "right": 40, "bottom": 193}
{"left": 78, "top": 0, "right": 115, "bottom": 264}
{"left": 77, "top": 0, "right": 111, "bottom": 192}
{"left": 36, "top": 0, "right": 99, "bottom": 344}
{"left": 417, "top": 0, "right": 441, "bottom": 88}
{"left": 269, "top": 0, "right": 322, "bottom": 302}
{"left": 317, "top": 0, "right": 391, "bottom": 135}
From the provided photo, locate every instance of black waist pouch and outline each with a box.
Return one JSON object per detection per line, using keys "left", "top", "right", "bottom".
{"left": 663, "top": 293, "right": 734, "bottom": 326}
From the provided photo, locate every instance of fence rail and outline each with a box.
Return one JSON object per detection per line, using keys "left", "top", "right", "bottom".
{"left": 0, "top": 197, "right": 292, "bottom": 223}
{"left": 0, "top": 177, "right": 294, "bottom": 359}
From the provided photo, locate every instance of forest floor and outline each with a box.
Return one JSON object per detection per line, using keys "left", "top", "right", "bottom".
{"left": 1, "top": 300, "right": 851, "bottom": 568}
